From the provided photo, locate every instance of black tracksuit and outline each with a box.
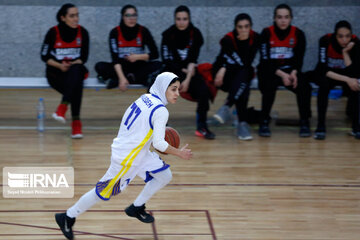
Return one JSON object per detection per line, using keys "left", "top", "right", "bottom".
{"left": 213, "top": 30, "right": 260, "bottom": 122}
{"left": 41, "top": 22, "right": 89, "bottom": 118}
{"left": 161, "top": 23, "right": 211, "bottom": 128}
{"left": 311, "top": 33, "right": 360, "bottom": 131}
{"left": 95, "top": 22, "right": 162, "bottom": 87}
{"left": 257, "top": 24, "right": 311, "bottom": 122}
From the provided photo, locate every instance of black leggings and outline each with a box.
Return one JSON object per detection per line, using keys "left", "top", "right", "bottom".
{"left": 258, "top": 69, "right": 312, "bottom": 122}
{"left": 189, "top": 73, "right": 211, "bottom": 126}
{"left": 46, "top": 64, "right": 87, "bottom": 118}
{"left": 95, "top": 61, "right": 162, "bottom": 87}
{"left": 170, "top": 69, "right": 211, "bottom": 127}
{"left": 312, "top": 68, "right": 360, "bottom": 131}
{"left": 220, "top": 68, "right": 253, "bottom": 122}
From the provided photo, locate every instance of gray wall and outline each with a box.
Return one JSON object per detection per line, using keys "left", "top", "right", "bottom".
{"left": 0, "top": 0, "right": 359, "bottom": 77}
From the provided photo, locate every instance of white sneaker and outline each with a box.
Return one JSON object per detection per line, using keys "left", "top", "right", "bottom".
{"left": 213, "top": 105, "right": 231, "bottom": 124}
{"left": 52, "top": 112, "right": 66, "bottom": 124}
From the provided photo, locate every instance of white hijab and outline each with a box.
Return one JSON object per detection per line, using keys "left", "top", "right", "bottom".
{"left": 149, "top": 72, "right": 178, "bottom": 105}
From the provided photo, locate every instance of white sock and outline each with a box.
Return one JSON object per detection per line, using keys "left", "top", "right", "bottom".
{"left": 133, "top": 168, "right": 172, "bottom": 207}
{"left": 66, "top": 187, "right": 101, "bottom": 218}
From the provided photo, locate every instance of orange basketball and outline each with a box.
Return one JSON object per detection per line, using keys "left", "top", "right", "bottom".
{"left": 165, "top": 127, "right": 180, "bottom": 149}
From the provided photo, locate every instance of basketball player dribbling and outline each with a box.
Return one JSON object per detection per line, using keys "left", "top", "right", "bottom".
{"left": 55, "top": 72, "right": 193, "bottom": 240}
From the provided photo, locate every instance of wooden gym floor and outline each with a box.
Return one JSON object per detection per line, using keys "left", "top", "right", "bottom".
{"left": 0, "top": 88, "right": 359, "bottom": 240}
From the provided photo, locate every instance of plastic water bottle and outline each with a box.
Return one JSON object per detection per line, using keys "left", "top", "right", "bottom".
{"left": 37, "top": 98, "right": 45, "bottom": 132}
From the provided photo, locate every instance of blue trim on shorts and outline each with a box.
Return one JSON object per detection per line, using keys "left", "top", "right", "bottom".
{"left": 149, "top": 104, "right": 165, "bottom": 129}
{"left": 95, "top": 179, "right": 121, "bottom": 201}
{"left": 95, "top": 187, "right": 111, "bottom": 201}
{"left": 144, "top": 161, "right": 170, "bottom": 183}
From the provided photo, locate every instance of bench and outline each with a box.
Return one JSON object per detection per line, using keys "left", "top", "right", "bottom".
{"left": 0, "top": 76, "right": 323, "bottom": 92}
{"left": 0, "top": 77, "right": 146, "bottom": 89}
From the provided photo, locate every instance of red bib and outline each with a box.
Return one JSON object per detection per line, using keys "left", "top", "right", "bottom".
{"left": 225, "top": 30, "right": 255, "bottom": 51}
{"left": 268, "top": 25, "right": 297, "bottom": 60}
{"left": 52, "top": 25, "right": 82, "bottom": 61}
{"left": 117, "top": 25, "right": 145, "bottom": 58}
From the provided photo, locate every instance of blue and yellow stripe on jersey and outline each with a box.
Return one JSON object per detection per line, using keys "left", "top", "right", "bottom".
{"left": 95, "top": 129, "right": 153, "bottom": 201}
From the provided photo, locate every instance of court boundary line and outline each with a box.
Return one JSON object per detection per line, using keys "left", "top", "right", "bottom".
{"left": 0, "top": 221, "right": 134, "bottom": 240}
{"left": 0, "top": 209, "right": 217, "bottom": 240}
{"left": 149, "top": 211, "right": 158, "bottom": 240}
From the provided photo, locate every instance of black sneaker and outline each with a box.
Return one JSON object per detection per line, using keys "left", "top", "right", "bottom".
{"left": 106, "top": 78, "right": 118, "bottom": 89}
{"left": 299, "top": 120, "right": 311, "bottom": 137}
{"left": 125, "top": 204, "right": 154, "bottom": 223}
{"left": 55, "top": 212, "right": 76, "bottom": 240}
{"left": 126, "top": 73, "right": 136, "bottom": 83}
{"left": 195, "top": 127, "right": 216, "bottom": 139}
{"left": 314, "top": 126, "right": 326, "bottom": 140}
{"left": 97, "top": 75, "right": 105, "bottom": 83}
{"left": 259, "top": 121, "right": 271, "bottom": 137}
{"left": 355, "top": 132, "right": 360, "bottom": 140}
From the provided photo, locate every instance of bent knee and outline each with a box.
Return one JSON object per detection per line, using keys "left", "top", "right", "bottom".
{"left": 68, "top": 64, "right": 83, "bottom": 71}
{"left": 152, "top": 168, "right": 172, "bottom": 184}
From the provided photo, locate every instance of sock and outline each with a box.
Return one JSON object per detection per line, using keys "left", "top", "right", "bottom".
{"left": 61, "top": 101, "right": 70, "bottom": 105}
{"left": 72, "top": 116, "right": 80, "bottom": 121}
{"left": 133, "top": 169, "right": 172, "bottom": 207}
{"left": 66, "top": 188, "right": 101, "bottom": 218}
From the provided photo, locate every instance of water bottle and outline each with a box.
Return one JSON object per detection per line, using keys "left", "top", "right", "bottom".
{"left": 37, "top": 98, "right": 45, "bottom": 132}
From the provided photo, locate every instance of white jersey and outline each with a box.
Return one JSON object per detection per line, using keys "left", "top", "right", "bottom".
{"left": 96, "top": 93, "right": 168, "bottom": 200}
{"left": 95, "top": 71, "right": 178, "bottom": 201}
{"left": 111, "top": 93, "right": 166, "bottom": 165}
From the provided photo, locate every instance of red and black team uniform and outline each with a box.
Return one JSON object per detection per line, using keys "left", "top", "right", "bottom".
{"left": 257, "top": 24, "right": 311, "bottom": 133}
{"left": 312, "top": 33, "right": 360, "bottom": 134}
{"left": 51, "top": 25, "right": 83, "bottom": 61}
{"left": 41, "top": 22, "right": 89, "bottom": 130}
{"left": 213, "top": 29, "right": 260, "bottom": 122}
{"left": 95, "top": 22, "right": 162, "bottom": 89}
{"left": 161, "top": 23, "right": 215, "bottom": 139}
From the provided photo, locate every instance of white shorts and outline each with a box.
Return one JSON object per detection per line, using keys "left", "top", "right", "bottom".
{"left": 95, "top": 150, "right": 169, "bottom": 201}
